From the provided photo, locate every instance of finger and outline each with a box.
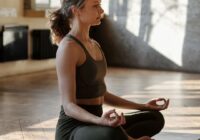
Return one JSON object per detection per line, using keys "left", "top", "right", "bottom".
{"left": 113, "top": 110, "right": 121, "bottom": 120}
{"left": 112, "top": 111, "right": 122, "bottom": 126}
{"left": 149, "top": 98, "right": 161, "bottom": 106}
{"left": 167, "top": 99, "right": 170, "bottom": 107}
{"left": 119, "top": 113, "right": 125, "bottom": 125}
{"left": 150, "top": 104, "right": 165, "bottom": 111}
{"left": 103, "top": 109, "right": 116, "bottom": 117}
{"left": 156, "top": 98, "right": 167, "bottom": 104}
{"left": 156, "top": 98, "right": 166, "bottom": 101}
{"left": 148, "top": 98, "right": 157, "bottom": 103}
{"left": 121, "top": 113, "right": 126, "bottom": 124}
{"left": 121, "top": 113, "right": 125, "bottom": 124}
{"left": 110, "top": 116, "right": 121, "bottom": 127}
{"left": 164, "top": 99, "right": 170, "bottom": 109}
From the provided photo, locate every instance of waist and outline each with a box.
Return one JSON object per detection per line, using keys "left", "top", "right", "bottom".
{"left": 78, "top": 104, "right": 103, "bottom": 117}
{"left": 60, "top": 104, "right": 103, "bottom": 117}
{"left": 76, "top": 96, "right": 104, "bottom": 105}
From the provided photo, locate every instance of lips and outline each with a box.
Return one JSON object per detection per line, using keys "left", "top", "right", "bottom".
{"left": 97, "top": 14, "right": 104, "bottom": 20}
{"left": 97, "top": 17, "right": 101, "bottom": 20}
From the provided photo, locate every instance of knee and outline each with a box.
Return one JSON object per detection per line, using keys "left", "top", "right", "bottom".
{"left": 73, "top": 126, "right": 127, "bottom": 140}
{"left": 152, "top": 111, "right": 165, "bottom": 131}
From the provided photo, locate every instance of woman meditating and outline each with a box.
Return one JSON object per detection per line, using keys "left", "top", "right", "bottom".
{"left": 49, "top": 0, "right": 169, "bottom": 139}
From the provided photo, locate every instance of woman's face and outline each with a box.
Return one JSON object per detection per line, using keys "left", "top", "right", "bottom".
{"left": 78, "top": 0, "right": 104, "bottom": 26}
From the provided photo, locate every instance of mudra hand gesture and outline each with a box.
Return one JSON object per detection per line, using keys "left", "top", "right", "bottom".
{"left": 99, "top": 109, "right": 126, "bottom": 127}
{"left": 144, "top": 98, "right": 170, "bottom": 111}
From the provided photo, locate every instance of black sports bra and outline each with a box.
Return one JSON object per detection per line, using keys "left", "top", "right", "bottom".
{"left": 66, "top": 34, "right": 107, "bottom": 99}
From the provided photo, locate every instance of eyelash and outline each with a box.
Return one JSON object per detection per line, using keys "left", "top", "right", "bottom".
{"left": 94, "top": 4, "right": 101, "bottom": 8}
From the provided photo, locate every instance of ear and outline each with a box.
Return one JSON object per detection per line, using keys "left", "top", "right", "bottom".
{"left": 71, "top": 5, "right": 80, "bottom": 17}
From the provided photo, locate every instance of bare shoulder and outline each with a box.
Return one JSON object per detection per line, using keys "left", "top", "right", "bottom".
{"left": 57, "top": 37, "right": 80, "bottom": 54}
{"left": 56, "top": 37, "right": 82, "bottom": 63}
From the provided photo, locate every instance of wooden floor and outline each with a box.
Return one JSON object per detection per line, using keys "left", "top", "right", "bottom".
{"left": 0, "top": 67, "right": 200, "bottom": 140}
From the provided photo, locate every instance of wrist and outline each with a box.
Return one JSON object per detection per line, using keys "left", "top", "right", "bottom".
{"left": 92, "top": 116, "right": 102, "bottom": 125}
{"left": 137, "top": 103, "right": 147, "bottom": 110}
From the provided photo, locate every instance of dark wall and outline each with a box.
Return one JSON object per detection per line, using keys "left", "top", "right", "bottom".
{"left": 91, "top": 16, "right": 180, "bottom": 71}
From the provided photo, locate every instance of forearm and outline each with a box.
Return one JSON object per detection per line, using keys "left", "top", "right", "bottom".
{"left": 63, "top": 102, "right": 100, "bottom": 124}
{"left": 104, "top": 91, "right": 146, "bottom": 110}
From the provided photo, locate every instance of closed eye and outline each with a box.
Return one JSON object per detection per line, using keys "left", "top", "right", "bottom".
{"left": 94, "top": 4, "right": 101, "bottom": 8}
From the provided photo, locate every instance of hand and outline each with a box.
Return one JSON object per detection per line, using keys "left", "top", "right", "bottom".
{"left": 144, "top": 98, "right": 170, "bottom": 111}
{"left": 98, "top": 109, "right": 126, "bottom": 127}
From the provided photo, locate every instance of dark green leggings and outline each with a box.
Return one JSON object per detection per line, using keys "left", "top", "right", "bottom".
{"left": 55, "top": 105, "right": 165, "bottom": 140}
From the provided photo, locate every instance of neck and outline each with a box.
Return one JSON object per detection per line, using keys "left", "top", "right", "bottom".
{"left": 69, "top": 21, "right": 91, "bottom": 42}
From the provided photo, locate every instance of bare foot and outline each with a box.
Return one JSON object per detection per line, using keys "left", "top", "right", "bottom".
{"left": 137, "top": 136, "right": 155, "bottom": 140}
{"left": 128, "top": 136, "right": 155, "bottom": 140}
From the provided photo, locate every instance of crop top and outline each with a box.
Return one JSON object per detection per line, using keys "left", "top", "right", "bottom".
{"left": 66, "top": 34, "right": 107, "bottom": 99}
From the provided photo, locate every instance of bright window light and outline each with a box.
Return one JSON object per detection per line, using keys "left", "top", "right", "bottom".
{"left": 35, "top": 0, "right": 49, "bottom": 5}
{"left": 35, "top": 0, "right": 60, "bottom": 9}
{"left": 50, "top": 0, "right": 61, "bottom": 8}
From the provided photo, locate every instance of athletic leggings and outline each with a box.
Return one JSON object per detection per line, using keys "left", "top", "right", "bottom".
{"left": 55, "top": 105, "right": 165, "bottom": 140}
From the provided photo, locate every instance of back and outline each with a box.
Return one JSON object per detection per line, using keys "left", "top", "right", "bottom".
{"left": 56, "top": 36, "right": 82, "bottom": 106}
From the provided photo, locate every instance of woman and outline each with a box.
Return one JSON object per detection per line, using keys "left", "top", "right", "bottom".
{"left": 49, "top": 0, "right": 169, "bottom": 140}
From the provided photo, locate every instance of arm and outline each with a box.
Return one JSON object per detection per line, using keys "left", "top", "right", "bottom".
{"left": 104, "top": 91, "right": 145, "bottom": 110}
{"left": 104, "top": 91, "right": 169, "bottom": 111}
{"left": 56, "top": 41, "right": 99, "bottom": 124}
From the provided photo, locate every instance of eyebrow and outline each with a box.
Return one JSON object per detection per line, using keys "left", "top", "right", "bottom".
{"left": 93, "top": 0, "right": 101, "bottom": 4}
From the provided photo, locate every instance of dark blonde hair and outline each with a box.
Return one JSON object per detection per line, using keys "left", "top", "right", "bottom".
{"left": 49, "top": 0, "right": 85, "bottom": 44}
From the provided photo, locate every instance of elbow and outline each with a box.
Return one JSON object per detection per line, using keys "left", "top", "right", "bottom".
{"left": 62, "top": 102, "right": 76, "bottom": 117}
{"left": 104, "top": 93, "right": 112, "bottom": 105}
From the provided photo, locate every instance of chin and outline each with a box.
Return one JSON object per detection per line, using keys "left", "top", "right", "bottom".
{"left": 92, "top": 21, "right": 101, "bottom": 26}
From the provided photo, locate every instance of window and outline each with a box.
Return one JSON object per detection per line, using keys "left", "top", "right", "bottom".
{"left": 35, "top": 0, "right": 50, "bottom": 10}
{"left": 35, "top": 0, "right": 60, "bottom": 10}
{"left": 50, "top": 0, "right": 61, "bottom": 8}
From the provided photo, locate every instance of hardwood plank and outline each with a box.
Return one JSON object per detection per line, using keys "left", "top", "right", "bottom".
{"left": 19, "top": 119, "right": 47, "bottom": 140}
{"left": 0, "top": 120, "right": 23, "bottom": 140}
{"left": 39, "top": 118, "right": 57, "bottom": 140}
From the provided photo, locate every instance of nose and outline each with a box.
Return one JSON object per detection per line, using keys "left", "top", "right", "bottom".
{"left": 99, "top": 6, "right": 104, "bottom": 18}
{"left": 99, "top": 6, "right": 104, "bottom": 14}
